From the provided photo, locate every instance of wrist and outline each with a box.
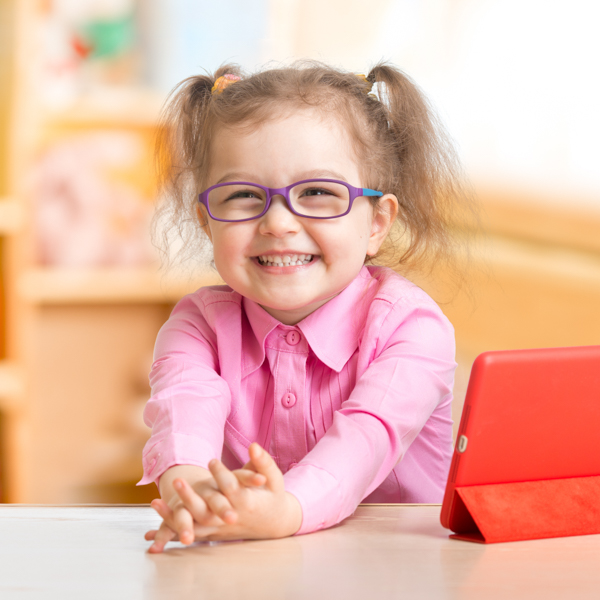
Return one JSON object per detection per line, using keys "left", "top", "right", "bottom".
{"left": 158, "top": 464, "right": 212, "bottom": 503}
{"left": 283, "top": 492, "right": 303, "bottom": 536}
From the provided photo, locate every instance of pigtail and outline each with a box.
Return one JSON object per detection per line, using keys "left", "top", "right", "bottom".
{"left": 153, "top": 65, "right": 244, "bottom": 268}
{"left": 366, "top": 63, "right": 471, "bottom": 280}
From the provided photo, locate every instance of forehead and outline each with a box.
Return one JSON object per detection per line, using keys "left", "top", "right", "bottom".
{"left": 208, "top": 108, "right": 365, "bottom": 184}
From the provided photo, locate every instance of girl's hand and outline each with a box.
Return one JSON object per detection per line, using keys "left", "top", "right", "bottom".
{"left": 174, "top": 444, "right": 302, "bottom": 543}
{"left": 145, "top": 465, "right": 268, "bottom": 552}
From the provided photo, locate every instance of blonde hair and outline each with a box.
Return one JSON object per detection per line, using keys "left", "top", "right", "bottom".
{"left": 154, "top": 61, "right": 472, "bottom": 279}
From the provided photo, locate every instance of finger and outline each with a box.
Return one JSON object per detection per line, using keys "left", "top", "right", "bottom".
{"left": 174, "top": 478, "right": 224, "bottom": 527}
{"left": 199, "top": 487, "right": 238, "bottom": 524}
{"left": 192, "top": 524, "right": 222, "bottom": 540}
{"left": 172, "top": 505, "right": 195, "bottom": 546}
{"left": 194, "top": 465, "right": 237, "bottom": 524}
{"left": 233, "top": 468, "right": 267, "bottom": 487}
{"left": 247, "top": 443, "right": 284, "bottom": 493}
{"left": 148, "top": 521, "right": 177, "bottom": 554}
{"left": 241, "top": 458, "right": 257, "bottom": 471}
{"left": 151, "top": 499, "right": 175, "bottom": 528}
{"left": 209, "top": 459, "right": 241, "bottom": 499}
{"left": 145, "top": 529, "right": 157, "bottom": 541}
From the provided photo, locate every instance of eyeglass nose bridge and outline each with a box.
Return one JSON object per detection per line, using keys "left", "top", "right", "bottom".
{"left": 261, "top": 185, "right": 301, "bottom": 217}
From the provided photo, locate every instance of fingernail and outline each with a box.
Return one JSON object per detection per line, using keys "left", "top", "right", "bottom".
{"left": 224, "top": 510, "right": 236, "bottom": 522}
{"left": 174, "top": 480, "right": 183, "bottom": 490}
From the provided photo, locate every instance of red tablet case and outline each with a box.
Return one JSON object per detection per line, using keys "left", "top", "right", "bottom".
{"left": 440, "top": 346, "right": 600, "bottom": 543}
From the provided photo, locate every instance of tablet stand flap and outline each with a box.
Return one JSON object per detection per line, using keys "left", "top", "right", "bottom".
{"left": 451, "top": 475, "right": 600, "bottom": 544}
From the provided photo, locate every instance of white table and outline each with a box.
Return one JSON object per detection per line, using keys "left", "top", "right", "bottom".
{"left": 1, "top": 504, "right": 598, "bottom": 599}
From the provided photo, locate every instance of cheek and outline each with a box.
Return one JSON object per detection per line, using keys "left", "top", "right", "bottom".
{"left": 211, "top": 227, "right": 252, "bottom": 266}
{"left": 318, "top": 225, "right": 371, "bottom": 264}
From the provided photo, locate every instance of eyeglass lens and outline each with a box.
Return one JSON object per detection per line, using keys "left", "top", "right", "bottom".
{"left": 207, "top": 181, "right": 351, "bottom": 220}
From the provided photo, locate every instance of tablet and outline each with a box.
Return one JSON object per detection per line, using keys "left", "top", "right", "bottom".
{"left": 440, "top": 345, "right": 600, "bottom": 534}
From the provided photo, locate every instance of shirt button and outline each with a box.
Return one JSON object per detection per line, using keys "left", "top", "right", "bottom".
{"left": 282, "top": 392, "right": 297, "bottom": 408}
{"left": 285, "top": 331, "right": 301, "bottom": 346}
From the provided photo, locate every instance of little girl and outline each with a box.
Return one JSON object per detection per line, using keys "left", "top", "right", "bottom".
{"left": 141, "top": 61, "right": 465, "bottom": 552}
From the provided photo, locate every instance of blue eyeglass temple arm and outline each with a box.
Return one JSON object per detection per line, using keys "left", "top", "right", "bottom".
{"left": 362, "top": 188, "right": 383, "bottom": 197}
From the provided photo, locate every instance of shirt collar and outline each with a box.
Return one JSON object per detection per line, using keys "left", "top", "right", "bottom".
{"left": 298, "top": 266, "right": 378, "bottom": 371}
{"left": 242, "top": 266, "right": 378, "bottom": 374}
{"left": 241, "top": 296, "right": 280, "bottom": 376}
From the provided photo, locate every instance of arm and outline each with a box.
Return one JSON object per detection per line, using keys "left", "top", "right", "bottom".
{"left": 139, "top": 294, "right": 238, "bottom": 550}
{"left": 285, "top": 300, "right": 455, "bottom": 534}
{"left": 139, "top": 295, "right": 233, "bottom": 488}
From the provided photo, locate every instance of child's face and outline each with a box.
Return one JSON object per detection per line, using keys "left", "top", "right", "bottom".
{"left": 201, "top": 109, "right": 398, "bottom": 325}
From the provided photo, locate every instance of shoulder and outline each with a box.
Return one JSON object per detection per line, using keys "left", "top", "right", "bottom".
{"left": 171, "top": 284, "right": 243, "bottom": 320}
{"left": 365, "top": 266, "right": 444, "bottom": 313}
{"left": 157, "top": 284, "right": 243, "bottom": 347}
{"left": 363, "top": 266, "right": 454, "bottom": 349}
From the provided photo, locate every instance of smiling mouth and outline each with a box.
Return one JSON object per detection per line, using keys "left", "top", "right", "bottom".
{"left": 256, "top": 254, "right": 315, "bottom": 267}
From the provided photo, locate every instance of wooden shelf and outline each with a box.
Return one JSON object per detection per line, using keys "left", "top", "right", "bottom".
{"left": 0, "top": 361, "right": 24, "bottom": 409}
{"left": 0, "top": 198, "right": 24, "bottom": 234}
{"left": 17, "top": 267, "right": 223, "bottom": 305}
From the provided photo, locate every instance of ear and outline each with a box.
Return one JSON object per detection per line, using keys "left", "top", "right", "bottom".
{"left": 366, "top": 194, "right": 399, "bottom": 256}
{"left": 196, "top": 205, "right": 213, "bottom": 242}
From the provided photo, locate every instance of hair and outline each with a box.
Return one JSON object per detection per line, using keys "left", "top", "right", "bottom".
{"left": 154, "top": 60, "right": 475, "bottom": 286}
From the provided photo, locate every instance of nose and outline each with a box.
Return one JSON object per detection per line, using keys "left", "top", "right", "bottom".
{"left": 258, "top": 194, "right": 301, "bottom": 237}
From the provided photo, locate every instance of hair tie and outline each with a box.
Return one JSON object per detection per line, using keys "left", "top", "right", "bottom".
{"left": 212, "top": 74, "right": 241, "bottom": 95}
{"left": 355, "top": 73, "right": 378, "bottom": 100}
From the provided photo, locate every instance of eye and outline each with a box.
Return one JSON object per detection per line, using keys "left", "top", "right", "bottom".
{"left": 225, "top": 189, "right": 261, "bottom": 201}
{"left": 300, "top": 187, "right": 336, "bottom": 198}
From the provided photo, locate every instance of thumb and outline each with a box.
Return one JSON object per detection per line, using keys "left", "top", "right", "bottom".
{"left": 247, "top": 443, "right": 284, "bottom": 493}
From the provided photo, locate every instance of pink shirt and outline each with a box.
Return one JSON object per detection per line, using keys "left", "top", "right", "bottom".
{"left": 139, "top": 266, "right": 455, "bottom": 534}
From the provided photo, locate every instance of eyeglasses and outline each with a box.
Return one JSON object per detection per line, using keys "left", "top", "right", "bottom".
{"left": 198, "top": 179, "right": 383, "bottom": 222}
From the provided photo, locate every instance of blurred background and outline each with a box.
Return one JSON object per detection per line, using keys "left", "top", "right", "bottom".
{"left": 0, "top": 0, "right": 599, "bottom": 503}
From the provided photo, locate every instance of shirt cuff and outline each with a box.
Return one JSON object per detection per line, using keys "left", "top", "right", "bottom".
{"left": 284, "top": 464, "right": 345, "bottom": 535}
{"left": 137, "top": 433, "right": 221, "bottom": 486}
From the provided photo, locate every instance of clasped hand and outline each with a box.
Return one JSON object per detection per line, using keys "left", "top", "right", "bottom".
{"left": 145, "top": 443, "right": 302, "bottom": 552}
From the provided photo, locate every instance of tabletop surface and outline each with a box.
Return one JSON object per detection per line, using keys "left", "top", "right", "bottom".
{"left": 0, "top": 504, "right": 599, "bottom": 600}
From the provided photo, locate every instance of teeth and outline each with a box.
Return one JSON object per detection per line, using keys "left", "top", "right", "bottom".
{"left": 258, "top": 254, "right": 313, "bottom": 267}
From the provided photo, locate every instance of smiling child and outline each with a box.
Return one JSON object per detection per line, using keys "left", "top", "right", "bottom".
{"left": 140, "top": 62, "right": 465, "bottom": 551}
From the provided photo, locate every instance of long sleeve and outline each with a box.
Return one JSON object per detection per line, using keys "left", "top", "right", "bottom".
{"left": 284, "top": 294, "right": 456, "bottom": 534}
{"left": 138, "top": 294, "right": 234, "bottom": 485}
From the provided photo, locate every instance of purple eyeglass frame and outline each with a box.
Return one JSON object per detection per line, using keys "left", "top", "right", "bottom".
{"left": 198, "top": 178, "right": 383, "bottom": 222}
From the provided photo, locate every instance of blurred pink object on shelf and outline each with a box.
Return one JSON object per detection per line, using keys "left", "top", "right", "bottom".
{"left": 32, "top": 131, "right": 156, "bottom": 267}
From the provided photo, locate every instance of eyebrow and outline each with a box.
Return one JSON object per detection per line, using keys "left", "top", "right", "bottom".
{"left": 214, "top": 170, "right": 350, "bottom": 185}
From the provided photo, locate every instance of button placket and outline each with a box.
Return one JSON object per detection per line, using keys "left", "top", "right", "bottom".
{"left": 267, "top": 327, "right": 308, "bottom": 473}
